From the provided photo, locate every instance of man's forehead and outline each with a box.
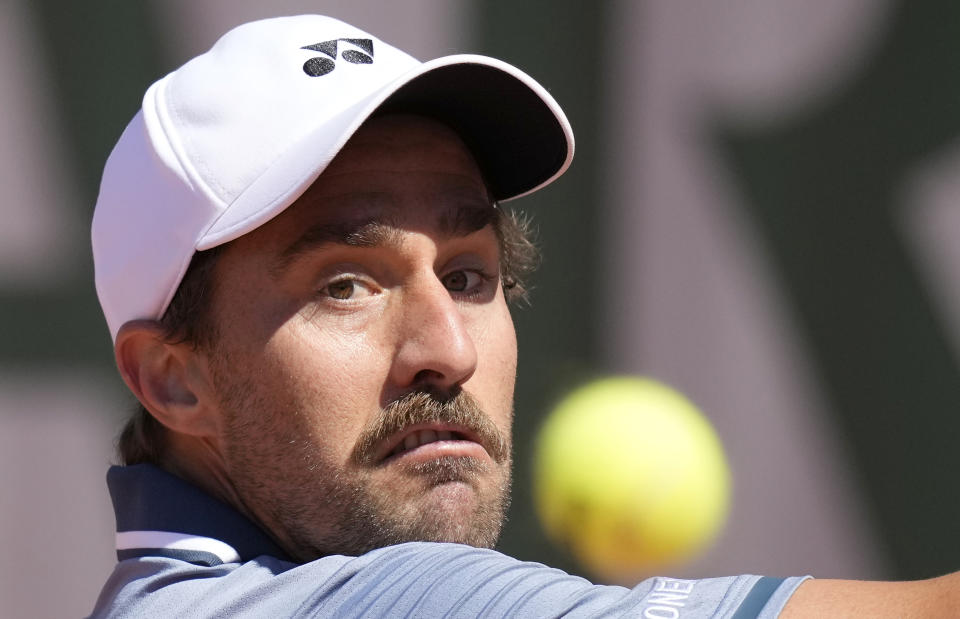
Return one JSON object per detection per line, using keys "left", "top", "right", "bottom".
{"left": 293, "top": 116, "right": 490, "bottom": 207}
{"left": 296, "top": 185, "right": 492, "bottom": 222}
{"left": 312, "top": 196, "right": 494, "bottom": 235}
{"left": 282, "top": 177, "right": 495, "bottom": 230}
{"left": 270, "top": 199, "right": 498, "bottom": 274}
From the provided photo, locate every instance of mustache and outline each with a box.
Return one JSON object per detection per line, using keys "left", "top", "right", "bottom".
{"left": 351, "top": 390, "right": 509, "bottom": 466}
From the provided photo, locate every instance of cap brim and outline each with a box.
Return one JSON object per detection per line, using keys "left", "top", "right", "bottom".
{"left": 197, "top": 54, "right": 574, "bottom": 250}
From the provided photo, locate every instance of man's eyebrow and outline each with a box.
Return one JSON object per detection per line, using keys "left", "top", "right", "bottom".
{"left": 272, "top": 203, "right": 497, "bottom": 275}
{"left": 273, "top": 218, "right": 402, "bottom": 275}
{"left": 437, "top": 202, "right": 498, "bottom": 237}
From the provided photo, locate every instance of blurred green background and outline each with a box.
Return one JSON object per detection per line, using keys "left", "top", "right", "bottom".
{"left": 4, "top": 1, "right": 960, "bottom": 615}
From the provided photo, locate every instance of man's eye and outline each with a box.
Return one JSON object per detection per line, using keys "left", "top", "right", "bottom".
{"left": 323, "top": 278, "right": 374, "bottom": 300}
{"left": 442, "top": 270, "right": 481, "bottom": 292}
{"left": 327, "top": 280, "right": 355, "bottom": 299}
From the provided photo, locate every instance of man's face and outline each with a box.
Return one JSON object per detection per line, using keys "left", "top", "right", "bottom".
{"left": 202, "top": 115, "right": 517, "bottom": 561}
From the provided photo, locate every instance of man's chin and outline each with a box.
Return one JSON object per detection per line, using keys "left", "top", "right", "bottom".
{"left": 401, "top": 488, "right": 506, "bottom": 550}
{"left": 360, "top": 464, "right": 510, "bottom": 548}
{"left": 418, "top": 479, "right": 489, "bottom": 516}
{"left": 278, "top": 458, "right": 510, "bottom": 560}
{"left": 373, "top": 461, "right": 495, "bottom": 515}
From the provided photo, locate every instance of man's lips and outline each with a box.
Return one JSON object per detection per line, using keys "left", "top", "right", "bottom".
{"left": 375, "top": 423, "right": 487, "bottom": 464}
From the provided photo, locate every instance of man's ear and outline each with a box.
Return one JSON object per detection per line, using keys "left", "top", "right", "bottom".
{"left": 114, "top": 321, "right": 219, "bottom": 438}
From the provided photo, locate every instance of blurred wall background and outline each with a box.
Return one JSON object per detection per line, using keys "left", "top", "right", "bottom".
{"left": 4, "top": 1, "right": 960, "bottom": 616}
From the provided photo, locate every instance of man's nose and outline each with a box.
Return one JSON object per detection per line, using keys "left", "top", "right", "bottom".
{"left": 389, "top": 274, "right": 478, "bottom": 392}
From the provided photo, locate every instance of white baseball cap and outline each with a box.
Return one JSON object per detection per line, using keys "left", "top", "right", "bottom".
{"left": 92, "top": 14, "right": 574, "bottom": 341}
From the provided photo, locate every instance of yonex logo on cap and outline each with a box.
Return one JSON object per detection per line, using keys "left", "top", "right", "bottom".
{"left": 300, "top": 38, "right": 374, "bottom": 77}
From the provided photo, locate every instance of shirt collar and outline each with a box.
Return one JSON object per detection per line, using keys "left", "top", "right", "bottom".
{"left": 108, "top": 464, "right": 291, "bottom": 566}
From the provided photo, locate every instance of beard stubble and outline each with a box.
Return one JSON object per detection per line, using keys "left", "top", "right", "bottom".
{"left": 215, "top": 371, "right": 513, "bottom": 562}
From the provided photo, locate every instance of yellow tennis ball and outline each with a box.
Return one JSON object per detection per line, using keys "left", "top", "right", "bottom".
{"left": 533, "top": 376, "right": 730, "bottom": 582}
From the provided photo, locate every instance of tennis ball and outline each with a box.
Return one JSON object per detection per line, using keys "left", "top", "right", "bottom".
{"left": 533, "top": 376, "right": 730, "bottom": 582}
